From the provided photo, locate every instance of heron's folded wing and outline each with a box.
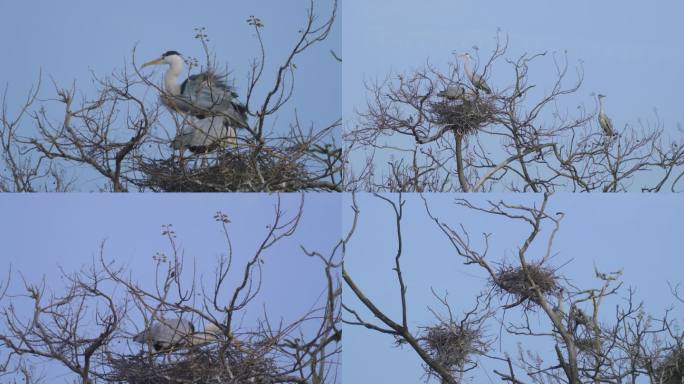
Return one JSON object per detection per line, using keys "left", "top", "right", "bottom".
{"left": 192, "top": 87, "right": 248, "bottom": 128}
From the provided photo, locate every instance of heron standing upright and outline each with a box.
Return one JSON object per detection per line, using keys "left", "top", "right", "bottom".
{"left": 459, "top": 53, "right": 492, "bottom": 95}
{"left": 142, "top": 51, "right": 249, "bottom": 153}
{"left": 597, "top": 94, "right": 615, "bottom": 137}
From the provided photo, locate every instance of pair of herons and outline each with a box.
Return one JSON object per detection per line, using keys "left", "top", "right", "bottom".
{"left": 437, "top": 53, "right": 616, "bottom": 138}
{"left": 142, "top": 51, "right": 248, "bottom": 154}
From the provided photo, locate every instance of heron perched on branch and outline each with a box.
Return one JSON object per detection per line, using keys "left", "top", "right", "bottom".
{"left": 460, "top": 53, "right": 492, "bottom": 95}
{"left": 597, "top": 94, "right": 615, "bottom": 137}
{"left": 142, "top": 51, "right": 249, "bottom": 153}
{"left": 133, "top": 317, "right": 221, "bottom": 351}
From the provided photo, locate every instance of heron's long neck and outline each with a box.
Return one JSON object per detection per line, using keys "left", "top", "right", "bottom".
{"left": 598, "top": 97, "right": 605, "bottom": 114}
{"left": 463, "top": 57, "right": 473, "bottom": 77}
{"left": 164, "top": 58, "right": 184, "bottom": 95}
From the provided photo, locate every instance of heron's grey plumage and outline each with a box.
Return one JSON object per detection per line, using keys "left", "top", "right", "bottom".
{"left": 461, "top": 53, "right": 492, "bottom": 95}
{"left": 133, "top": 317, "right": 194, "bottom": 351}
{"left": 143, "top": 51, "right": 248, "bottom": 153}
{"left": 171, "top": 116, "right": 237, "bottom": 152}
{"left": 164, "top": 71, "right": 248, "bottom": 129}
{"left": 437, "top": 84, "right": 465, "bottom": 99}
{"left": 597, "top": 94, "right": 614, "bottom": 137}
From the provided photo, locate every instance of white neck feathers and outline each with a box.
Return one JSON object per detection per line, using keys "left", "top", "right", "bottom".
{"left": 164, "top": 56, "right": 184, "bottom": 95}
{"left": 462, "top": 55, "right": 473, "bottom": 76}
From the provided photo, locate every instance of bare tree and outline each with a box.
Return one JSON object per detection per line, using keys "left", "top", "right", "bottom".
{"left": 344, "top": 35, "right": 684, "bottom": 192}
{"left": 0, "top": 0, "right": 341, "bottom": 192}
{"left": 343, "top": 193, "right": 684, "bottom": 383}
{"left": 0, "top": 195, "right": 341, "bottom": 383}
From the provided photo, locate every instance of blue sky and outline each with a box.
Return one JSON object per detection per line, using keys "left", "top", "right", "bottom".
{"left": 343, "top": 193, "right": 684, "bottom": 383}
{"left": 343, "top": 1, "right": 684, "bottom": 189}
{"left": 0, "top": 193, "right": 342, "bottom": 382}
{"left": 343, "top": 0, "right": 684, "bottom": 126}
{"left": 0, "top": 0, "right": 340, "bottom": 190}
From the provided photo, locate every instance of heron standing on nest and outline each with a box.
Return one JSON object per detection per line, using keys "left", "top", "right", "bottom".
{"left": 459, "top": 53, "right": 493, "bottom": 95}
{"left": 142, "top": 51, "right": 249, "bottom": 154}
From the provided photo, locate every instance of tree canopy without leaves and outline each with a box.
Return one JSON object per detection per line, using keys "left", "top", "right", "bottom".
{"left": 345, "top": 35, "right": 684, "bottom": 192}
{"left": 0, "top": 0, "right": 341, "bottom": 192}
{"left": 0, "top": 196, "right": 341, "bottom": 384}
{"left": 343, "top": 194, "right": 684, "bottom": 384}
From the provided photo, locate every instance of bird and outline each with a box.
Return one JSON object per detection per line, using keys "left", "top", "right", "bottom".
{"left": 190, "top": 322, "right": 223, "bottom": 346}
{"left": 133, "top": 317, "right": 221, "bottom": 351}
{"left": 459, "top": 53, "right": 492, "bottom": 94}
{"left": 597, "top": 94, "right": 615, "bottom": 137}
{"left": 142, "top": 51, "right": 249, "bottom": 153}
{"left": 437, "top": 84, "right": 465, "bottom": 100}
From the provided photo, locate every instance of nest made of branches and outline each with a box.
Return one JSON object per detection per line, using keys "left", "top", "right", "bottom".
{"left": 654, "top": 348, "right": 684, "bottom": 384}
{"left": 106, "top": 343, "right": 278, "bottom": 384}
{"left": 574, "top": 337, "right": 598, "bottom": 353}
{"left": 429, "top": 95, "right": 496, "bottom": 137}
{"left": 491, "top": 263, "right": 560, "bottom": 308}
{"left": 420, "top": 321, "right": 484, "bottom": 374}
{"left": 137, "top": 146, "right": 310, "bottom": 192}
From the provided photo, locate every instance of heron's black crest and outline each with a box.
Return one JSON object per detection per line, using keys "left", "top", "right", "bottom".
{"left": 162, "top": 50, "right": 181, "bottom": 57}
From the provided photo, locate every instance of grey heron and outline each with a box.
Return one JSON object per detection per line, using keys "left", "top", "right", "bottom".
{"left": 460, "top": 53, "right": 492, "bottom": 95}
{"left": 597, "top": 94, "right": 615, "bottom": 137}
{"left": 142, "top": 51, "right": 249, "bottom": 153}
{"left": 133, "top": 317, "right": 221, "bottom": 351}
{"left": 437, "top": 84, "right": 465, "bottom": 100}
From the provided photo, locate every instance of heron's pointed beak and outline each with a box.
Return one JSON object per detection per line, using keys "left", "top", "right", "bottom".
{"left": 142, "top": 58, "right": 164, "bottom": 68}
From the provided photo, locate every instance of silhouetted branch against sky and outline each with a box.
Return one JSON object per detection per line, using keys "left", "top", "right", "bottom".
{"left": 343, "top": 193, "right": 684, "bottom": 383}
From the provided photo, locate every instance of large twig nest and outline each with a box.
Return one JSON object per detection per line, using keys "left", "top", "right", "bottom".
{"left": 106, "top": 342, "right": 278, "bottom": 384}
{"left": 419, "top": 321, "right": 484, "bottom": 375}
{"left": 574, "top": 337, "right": 597, "bottom": 353}
{"left": 429, "top": 95, "right": 496, "bottom": 136}
{"left": 137, "top": 146, "right": 309, "bottom": 192}
{"left": 654, "top": 347, "right": 684, "bottom": 384}
{"left": 491, "top": 263, "right": 559, "bottom": 309}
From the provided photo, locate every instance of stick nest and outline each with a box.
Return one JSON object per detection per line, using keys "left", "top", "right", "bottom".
{"left": 429, "top": 96, "right": 496, "bottom": 136}
{"left": 492, "top": 263, "right": 559, "bottom": 308}
{"left": 137, "top": 147, "right": 310, "bottom": 192}
{"left": 420, "top": 322, "right": 484, "bottom": 374}
{"left": 574, "top": 337, "right": 597, "bottom": 352}
{"left": 655, "top": 348, "right": 684, "bottom": 384}
{"left": 106, "top": 343, "right": 278, "bottom": 384}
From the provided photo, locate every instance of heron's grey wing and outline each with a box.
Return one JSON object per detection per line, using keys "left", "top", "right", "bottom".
{"left": 172, "top": 117, "right": 235, "bottom": 150}
{"left": 157, "top": 318, "right": 193, "bottom": 345}
{"left": 162, "top": 74, "right": 211, "bottom": 117}
{"left": 194, "top": 86, "right": 248, "bottom": 128}
{"left": 133, "top": 330, "right": 147, "bottom": 344}
{"left": 202, "top": 117, "right": 236, "bottom": 147}
{"left": 600, "top": 115, "right": 614, "bottom": 136}
{"left": 161, "top": 93, "right": 198, "bottom": 116}
{"left": 473, "top": 74, "right": 492, "bottom": 94}
{"left": 171, "top": 122, "right": 199, "bottom": 150}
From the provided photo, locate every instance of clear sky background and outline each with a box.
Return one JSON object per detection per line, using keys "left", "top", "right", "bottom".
{"left": 0, "top": 193, "right": 342, "bottom": 382}
{"left": 343, "top": 193, "right": 684, "bottom": 384}
{"left": 343, "top": 1, "right": 684, "bottom": 188}
{"left": 0, "top": 0, "right": 340, "bottom": 190}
